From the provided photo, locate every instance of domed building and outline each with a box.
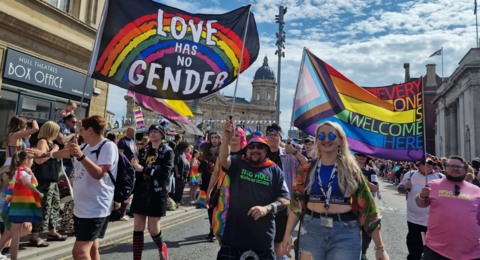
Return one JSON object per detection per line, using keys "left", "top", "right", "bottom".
{"left": 184, "top": 56, "right": 278, "bottom": 134}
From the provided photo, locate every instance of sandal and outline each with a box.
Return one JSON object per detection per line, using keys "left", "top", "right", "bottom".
{"left": 47, "top": 233, "right": 68, "bottom": 241}
{"left": 29, "top": 238, "right": 49, "bottom": 247}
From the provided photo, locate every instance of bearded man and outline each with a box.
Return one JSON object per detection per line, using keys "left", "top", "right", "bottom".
{"left": 216, "top": 119, "right": 290, "bottom": 260}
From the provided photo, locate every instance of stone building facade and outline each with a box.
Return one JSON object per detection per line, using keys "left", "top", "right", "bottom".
{"left": 0, "top": 0, "right": 109, "bottom": 156}
{"left": 433, "top": 48, "right": 480, "bottom": 160}
{"left": 184, "top": 56, "right": 278, "bottom": 135}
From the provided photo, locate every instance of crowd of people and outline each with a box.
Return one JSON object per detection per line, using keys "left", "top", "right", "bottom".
{"left": 0, "top": 100, "right": 478, "bottom": 260}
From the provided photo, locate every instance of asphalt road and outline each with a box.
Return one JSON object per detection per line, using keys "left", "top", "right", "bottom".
{"left": 50, "top": 177, "right": 410, "bottom": 260}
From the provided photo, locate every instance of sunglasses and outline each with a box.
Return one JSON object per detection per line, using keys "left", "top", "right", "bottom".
{"left": 356, "top": 154, "right": 367, "bottom": 158}
{"left": 454, "top": 185, "right": 460, "bottom": 196}
{"left": 247, "top": 143, "right": 267, "bottom": 150}
{"left": 317, "top": 133, "right": 337, "bottom": 141}
{"left": 71, "top": 121, "right": 78, "bottom": 124}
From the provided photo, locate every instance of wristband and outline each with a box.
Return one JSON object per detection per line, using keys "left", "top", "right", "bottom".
{"left": 77, "top": 154, "right": 86, "bottom": 162}
{"left": 418, "top": 195, "right": 425, "bottom": 200}
{"left": 50, "top": 151, "right": 54, "bottom": 158}
{"left": 374, "top": 244, "right": 385, "bottom": 251}
{"left": 270, "top": 203, "right": 278, "bottom": 214}
{"left": 293, "top": 149, "right": 298, "bottom": 155}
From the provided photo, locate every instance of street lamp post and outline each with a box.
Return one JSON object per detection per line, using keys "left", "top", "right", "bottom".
{"left": 275, "top": 6, "right": 287, "bottom": 124}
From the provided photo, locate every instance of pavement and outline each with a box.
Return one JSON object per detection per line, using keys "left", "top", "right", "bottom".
{"left": 21, "top": 186, "right": 200, "bottom": 260}
{"left": 21, "top": 176, "right": 411, "bottom": 260}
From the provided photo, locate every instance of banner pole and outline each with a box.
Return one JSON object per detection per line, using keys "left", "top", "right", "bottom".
{"left": 229, "top": 4, "right": 252, "bottom": 120}
{"left": 76, "top": 75, "right": 90, "bottom": 135}
{"left": 422, "top": 76, "right": 428, "bottom": 187}
{"left": 131, "top": 92, "right": 138, "bottom": 158}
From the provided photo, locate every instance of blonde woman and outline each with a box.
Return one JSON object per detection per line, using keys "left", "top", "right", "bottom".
{"left": 30, "top": 121, "right": 67, "bottom": 247}
{"left": 282, "top": 121, "right": 389, "bottom": 260}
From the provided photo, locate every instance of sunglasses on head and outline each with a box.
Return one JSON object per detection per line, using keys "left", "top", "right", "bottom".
{"left": 211, "top": 136, "right": 220, "bottom": 139}
{"left": 149, "top": 130, "right": 161, "bottom": 134}
{"left": 317, "top": 133, "right": 337, "bottom": 141}
{"left": 247, "top": 143, "right": 267, "bottom": 150}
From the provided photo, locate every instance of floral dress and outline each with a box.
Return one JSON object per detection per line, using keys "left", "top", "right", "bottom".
{"left": 290, "top": 159, "right": 382, "bottom": 234}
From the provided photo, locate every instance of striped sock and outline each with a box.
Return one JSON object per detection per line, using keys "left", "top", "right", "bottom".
{"left": 133, "top": 231, "right": 144, "bottom": 260}
{"left": 151, "top": 230, "right": 164, "bottom": 255}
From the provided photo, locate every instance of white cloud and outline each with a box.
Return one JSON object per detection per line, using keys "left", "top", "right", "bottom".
{"left": 251, "top": 0, "right": 381, "bottom": 23}
{"left": 290, "top": 22, "right": 303, "bottom": 26}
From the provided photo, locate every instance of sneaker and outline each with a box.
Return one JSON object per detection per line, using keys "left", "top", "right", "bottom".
{"left": 1, "top": 247, "right": 9, "bottom": 256}
{"left": 0, "top": 254, "right": 6, "bottom": 260}
{"left": 120, "top": 216, "right": 129, "bottom": 221}
{"left": 361, "top": 254, "right": 368, "bottom": 260}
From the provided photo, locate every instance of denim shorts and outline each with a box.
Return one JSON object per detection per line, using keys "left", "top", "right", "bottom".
{"left": 298, "top": 214, "right": 361, "bottom": 260}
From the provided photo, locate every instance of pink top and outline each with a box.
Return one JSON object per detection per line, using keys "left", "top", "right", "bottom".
{"left": 186, "top": 153, "right": 192, "bottom": 160}
{"left": 425, "top": 179, "right": 480, "bottom": 260}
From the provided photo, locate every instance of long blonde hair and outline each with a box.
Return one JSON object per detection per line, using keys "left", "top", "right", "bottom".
{"left": 306, "top": 121, "right": 359, "bottom": 195}
{"left": 38, "top": 121, "right": 60, "bottom": 141}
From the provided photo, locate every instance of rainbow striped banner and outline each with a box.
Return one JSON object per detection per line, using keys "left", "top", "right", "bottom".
{"left": 292, "top": 49, "right": 425, "bottom": 161}
{"left": 134, "top": 107, "right": 145, "bottom": 126}
{"left": 89, "top": 0, "right": 259, "bottom": 100}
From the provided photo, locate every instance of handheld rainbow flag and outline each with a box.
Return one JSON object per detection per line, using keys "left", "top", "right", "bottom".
{"left": 291, "top": 48, "right": 425, "bottom": 161}
{"left": 89, "top": 0, "right": 260, "bottom": 100}
{"left": 134, "top": 107, "right": 145, "bottom": 126}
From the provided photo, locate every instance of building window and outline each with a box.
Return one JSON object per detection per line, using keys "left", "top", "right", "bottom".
{"left": 256, "top": 91, "right": 260, "bottom": 100}
{"left": 256, "top": 122, "right": 261, "bottom": 131}
{"left": 267, "top": 92, "right": 271, "bottom": 100}
{"left": 49, "top": 0, "right": 71, "bottom": 12}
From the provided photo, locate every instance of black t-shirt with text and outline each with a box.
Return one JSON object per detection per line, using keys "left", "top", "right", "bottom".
{"left": 222, "top": 156, "right": 290, "bottom": 252}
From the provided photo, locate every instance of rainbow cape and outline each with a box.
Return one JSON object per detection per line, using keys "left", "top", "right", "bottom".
{"left": 292, "top": 48, "right": 425, "bottom": 161}
{"left": 8, "top": 167, "right": 42, "bottom": 223}
{"left": 89, "top": 0, "right": 260, "bottom": 100}
{"left": 212, "top": 160, "right": 230, "bottom": 245}
{"left": 198, "top": 190, "right": 207, "bottom": 208}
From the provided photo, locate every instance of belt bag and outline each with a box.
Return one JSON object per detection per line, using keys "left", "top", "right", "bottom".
{"left": 34, "top": 158, "right": 60, "bottom": 183}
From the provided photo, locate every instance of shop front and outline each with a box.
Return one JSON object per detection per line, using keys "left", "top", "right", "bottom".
{"left": 0, "top": 49, "right": 94, "bottom": 163}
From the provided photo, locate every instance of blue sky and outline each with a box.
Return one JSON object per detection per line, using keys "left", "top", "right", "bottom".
{"left": 107, "top": 0, "right": 479, "bottom": 132}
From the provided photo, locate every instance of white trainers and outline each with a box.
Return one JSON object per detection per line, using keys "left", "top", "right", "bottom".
{"left": 0, "top": 254, "right": 7, "bottom": 260}
{"left": 120, "top": 216, "right": 129, "bottom": 221}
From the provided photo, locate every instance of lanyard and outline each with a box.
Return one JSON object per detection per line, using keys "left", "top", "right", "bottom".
{"left": 316, "top": 160, "right": 337, "bottom": 210}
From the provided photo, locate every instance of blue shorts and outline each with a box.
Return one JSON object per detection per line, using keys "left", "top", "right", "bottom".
{"left": 299, "top": 214, "right": 361, "bottom": 260}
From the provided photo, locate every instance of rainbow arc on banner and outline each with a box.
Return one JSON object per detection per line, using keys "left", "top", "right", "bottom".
{"left": 292, "top": 48, "right": 425, "bottom": 161}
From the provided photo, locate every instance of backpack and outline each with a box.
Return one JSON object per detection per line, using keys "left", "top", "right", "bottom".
{"left": 82, "top": 140, "right": 136, "bottom": 206}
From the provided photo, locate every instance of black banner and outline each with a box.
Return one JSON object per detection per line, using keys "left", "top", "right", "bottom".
{"left": 89, "top": 0, "right": 260, "bottom": 100}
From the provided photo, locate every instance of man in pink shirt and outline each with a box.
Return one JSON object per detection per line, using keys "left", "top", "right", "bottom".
{"left": 416, "top": 155, "right": 480, "bottom": 260}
